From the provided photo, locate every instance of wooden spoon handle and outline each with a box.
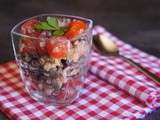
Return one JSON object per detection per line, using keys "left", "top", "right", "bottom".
{"left": 119, "top": 55, "right": 160, "bottom": 85}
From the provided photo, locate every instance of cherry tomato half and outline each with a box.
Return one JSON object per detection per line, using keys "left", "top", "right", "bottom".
{"left": 69, "top": 20, "right": 87, "bottom": 30}
{"left": 64, "top": 20, "right": 88, "bottom": 39}
{"left": 64, "top": 29, "right": 80, "bottom": 39}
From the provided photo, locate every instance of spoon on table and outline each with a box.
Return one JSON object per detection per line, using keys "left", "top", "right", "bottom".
{"left": 93, "top": 34, "right": 160, "bottom": 85}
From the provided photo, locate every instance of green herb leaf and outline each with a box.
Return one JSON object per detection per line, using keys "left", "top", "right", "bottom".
{"left": 52, "top": 29, "right": 64, "bottom": 36}
{"left": 34, "top": 17, "right": 65, "bottom": 36}
{"left": 35, "top": 22, "right": 56, "bottom": 30}
{"left": 47, "top": 17, "right": 59, "bottom": 30}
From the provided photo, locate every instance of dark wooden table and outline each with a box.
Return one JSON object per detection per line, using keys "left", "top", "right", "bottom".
{"left": 0, "top": 0, "right": 159, "bottom": 119}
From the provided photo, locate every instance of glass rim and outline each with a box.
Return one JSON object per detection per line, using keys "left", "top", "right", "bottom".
{"left": 11, "top": 13, "right": 93, "bottom": 40}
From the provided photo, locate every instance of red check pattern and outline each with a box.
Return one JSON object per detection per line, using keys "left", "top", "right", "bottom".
{"left": 91, "top": 26, "right": 160, "bottom": 108}
{"left": 0, "top": 62, "right": 153, "bottom": 120}
{"left": 0, "top": 26, "right": 159, "bottom": 120}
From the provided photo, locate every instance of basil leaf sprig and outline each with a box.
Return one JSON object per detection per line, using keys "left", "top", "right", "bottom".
{"left": 34, "top": 17, "right": 64, "bottom": 36}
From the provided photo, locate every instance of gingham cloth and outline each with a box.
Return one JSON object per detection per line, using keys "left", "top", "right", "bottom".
{"left": 0, "top": 26, "right": 159, "bottom": 120}
{"left": 91, "top": 26, "right": 160, "bottom": 108}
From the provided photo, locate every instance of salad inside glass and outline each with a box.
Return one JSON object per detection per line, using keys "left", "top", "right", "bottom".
{"left": 11, "top": 14, "right": 93, "bottom": 105}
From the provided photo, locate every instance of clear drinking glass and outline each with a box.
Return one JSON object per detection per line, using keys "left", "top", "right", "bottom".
{"left": 11, "top": 14, "right": 93, "bottom": 105}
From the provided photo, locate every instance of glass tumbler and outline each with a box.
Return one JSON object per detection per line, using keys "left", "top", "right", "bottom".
{"left": 11, "top": 14, "right": 93, "bottom": 106}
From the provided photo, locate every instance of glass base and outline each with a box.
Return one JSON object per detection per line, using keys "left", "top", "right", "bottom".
{"left": 25, "top": 83, "right": 83, "bottom": 106}
{"left": 20, "top": 66, "right": 86, "bottom": 106}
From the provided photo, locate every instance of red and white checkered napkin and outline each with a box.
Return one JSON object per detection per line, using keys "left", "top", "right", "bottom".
{"left": 0, "top": 61, "right": 154, "bottom": 120}
{"left": 0, "top": 26, "right": 159, "bottom": 120}
{"left": 91, "top": 26, "right": 160, "bottom": 108}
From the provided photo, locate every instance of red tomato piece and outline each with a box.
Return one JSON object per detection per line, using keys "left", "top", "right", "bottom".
{"left": 47, "top": 37, "right": 69, "bottom": 59}
{"left": 21, "top": 19, "right": 41, "bottom": 37}
{"left": 20, "top": 38, "right": 36, "bottom": 53}
{"left": 64, "top": 20, "right": 88, "bottom": 39}
{"left": 21, "top": 19, "right": 48, "bottom": 54}
{"left": 64, "top": 29, "right": 80, "bottom": 39}
{"left": 20, "top": 38, "right": 47, "bottom": 55}
{"left": 69, "top": 20, "right": 88, "bottom": 30}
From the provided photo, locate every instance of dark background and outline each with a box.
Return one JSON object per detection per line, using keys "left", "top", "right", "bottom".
{"left": 0, "top": 0, "right": 160, "bottom": 119}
